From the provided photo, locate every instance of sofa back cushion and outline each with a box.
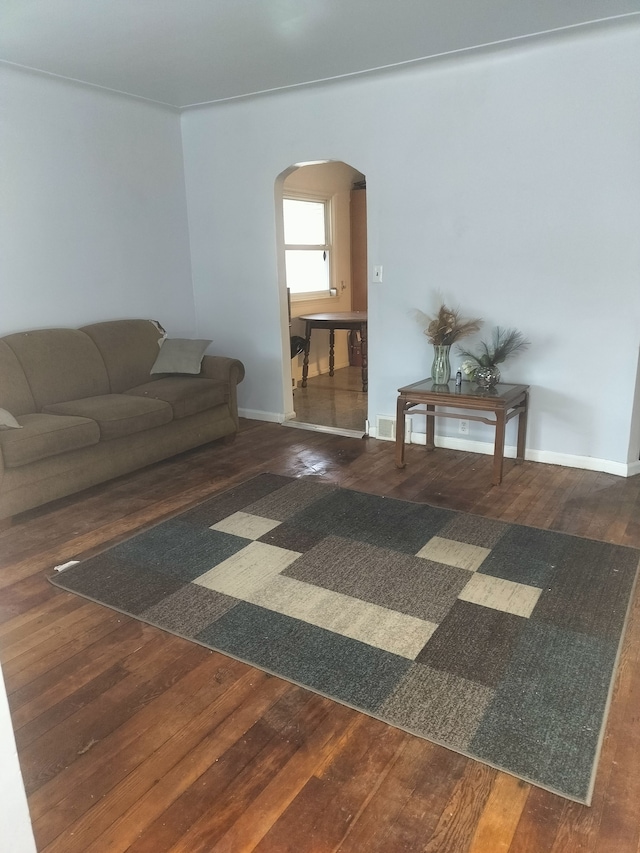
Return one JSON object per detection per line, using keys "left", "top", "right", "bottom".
{"left": 3, "top": 329, "right": 110, "bottom": 409}
{"left": 81, "top": 320, "right": 165, "bottom": 393}
{"left": 0, "top": 340, "right": 36, "bottom": 415}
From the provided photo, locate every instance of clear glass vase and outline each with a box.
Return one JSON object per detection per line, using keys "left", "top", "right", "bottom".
{"left": 431, "top": 345, "right": 452, "bottom": 385}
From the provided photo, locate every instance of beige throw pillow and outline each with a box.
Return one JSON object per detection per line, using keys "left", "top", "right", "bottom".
{"left": 0, "top": 407, "right": 22, "bottom": 430}
{"left": 150, "top": 338, "right": 212, "bottom": 375}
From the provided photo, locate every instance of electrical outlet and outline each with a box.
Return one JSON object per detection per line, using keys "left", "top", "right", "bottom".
{"left": 459, "top": 420, "right": 469, "bottom": 434}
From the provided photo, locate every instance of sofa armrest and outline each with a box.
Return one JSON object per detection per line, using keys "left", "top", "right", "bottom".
{"left": 200, "top": 356, "right": 245, "bottom": 386}
{"left": 200, "top": 356, "right": 245, "bottom": 430}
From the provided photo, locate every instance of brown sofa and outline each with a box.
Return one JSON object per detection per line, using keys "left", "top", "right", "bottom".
{"left": 0, "top": 319, "right": 245, "bottom": 518}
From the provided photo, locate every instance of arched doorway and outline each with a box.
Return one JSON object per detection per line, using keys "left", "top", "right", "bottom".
{"left": 275, "top": 161, "right": 368, "bottom": 437}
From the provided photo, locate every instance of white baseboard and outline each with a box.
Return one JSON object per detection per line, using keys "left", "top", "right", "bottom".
{"left": 238, "top": 408, "right": 285, "bottom": 424}
{"left": 523, "top": 447, "right": 634, "bottom": 477}
{"left": 626, "top": 459, "right": 640, "bottom": 478}
{"left": 369, "top": 427, "right": 639, "bottom": 478}
{"left": 281, "top": 420, "right": 365, "bottom": 439}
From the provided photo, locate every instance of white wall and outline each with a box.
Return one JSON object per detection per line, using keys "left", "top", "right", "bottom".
{"left": 1, "top": 66, "right": 195, "bottom": 337}
{"left": 0, "top": 665, "right": 36, "bottom": 853}
{"left": 182, "top": 21, "right": 640, "bottom": 469}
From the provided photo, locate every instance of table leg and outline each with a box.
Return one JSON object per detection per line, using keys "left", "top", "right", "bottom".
{"left": 516, "top": 391, "right": 529, "bottom": 463}
{"left": 426, "top": 404, "right": 435, "bottom": 451}
{"left": 395, "top": 395, "right": 407, "bottom": 468}
{"left": 493, "top": 410, "right": 506, "bottom": 485}
{"left": 301, "top": 320, "right": 312, "bottom": 388}
{"left": 328, "top": 328, "right": 335, "bottom": 376}
{"left": 360, "top": 322, "right": 368, "bottom": 392}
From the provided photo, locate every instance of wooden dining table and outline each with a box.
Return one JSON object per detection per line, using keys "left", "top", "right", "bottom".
{"left": 299, "top": 311, "right": 368, "bottom": 392}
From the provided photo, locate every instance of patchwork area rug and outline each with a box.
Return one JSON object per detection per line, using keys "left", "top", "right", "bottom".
{"left": 50, "top": 474, "right": 639, "bottom": 804}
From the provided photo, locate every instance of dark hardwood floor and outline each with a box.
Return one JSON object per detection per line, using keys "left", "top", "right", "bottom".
{"left": 2, "top": 419, "right": 640, "bottom": 852}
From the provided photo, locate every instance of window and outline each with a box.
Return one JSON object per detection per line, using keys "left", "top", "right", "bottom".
{"left": 283, "top": 196, "right": 333, "bottom": 298}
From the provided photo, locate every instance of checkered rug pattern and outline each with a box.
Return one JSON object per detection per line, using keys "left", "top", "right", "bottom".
{"left": 51, "top": 474, "right": 640, "bottom": 803}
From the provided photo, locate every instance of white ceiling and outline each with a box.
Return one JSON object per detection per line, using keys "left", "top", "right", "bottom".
{"left": 1, "top": 0, "right": 639, "bottom": 109}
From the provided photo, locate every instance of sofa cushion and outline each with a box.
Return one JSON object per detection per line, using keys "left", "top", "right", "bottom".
{"left": 3, "top": 329, "right": 110, "bottom": 409}
{"left": 150, "top": 338, "right": 212, "bottom": 375}
{"left": 125, "top": 377, "right": 228, "bottom": 419}
{"left": 43, "top": 395, "right": 172, "bottom": 441}
{"left": 0, "top": 340, "right": 36, "bottom": 415}
{"left": 0, "top": 413, "right": 100, "bottom": 468}
{"left": 81, "top": 320, "right": 165, "bottom": 394}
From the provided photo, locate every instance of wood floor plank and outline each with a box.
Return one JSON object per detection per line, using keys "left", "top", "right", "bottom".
{"left": 0, "top": 599, "right": 103, "bottom": 662}
{"left": 338, "top": 740, "right": 468, "bottom": 853}
{"left": 5, "top": 609, "right": 143, "bottom": 697}
{"left": 253, "top": 715, "right": 407, "bottom": 853}
{"left": 421, "top": 760, "right": 496, "bottom": 853}
{"left": 127, "top": 690, "right": 330, "bottom": 853}
{"left": 14, "top": 662, "right": 129, "bottom": 746}
{"left": 67, "top": 676, "right": 293, "bottom": 853}
{"left": 0, "top": 592, "right": 85, "bottom": 639}
{"left": 13, "top": 626, "right": 192, "bottom": 742}
{"left": 23, "top": 637, "right": 208, "bottom": 797}
{"left": 36, "top": 668, "right": 278, "bottom": 852}
{"left": 29, "top": 654, "right": 250, "bottom": 838}
{"left": 205, "top": 708, "right": 363, "bottom": 853}
{"left": 466, "top": 773, "right": 531, "bottom": 853}
{"left": 0, "top": 420, "right": 639, "bottom": 853}
{"left": 508, "top": 787, "right": 568, "bottom": 853}
{"left": 0, "top": 575, "right": 57, "bottom": 623}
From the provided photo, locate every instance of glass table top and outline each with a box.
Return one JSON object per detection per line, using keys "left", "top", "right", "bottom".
{"left": 398, "top": 379, "right": 527, "bottom": 399}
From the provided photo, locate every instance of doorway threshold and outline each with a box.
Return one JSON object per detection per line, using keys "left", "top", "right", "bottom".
{"left": 281, "top": 420, "right": 367, "bottom": 440}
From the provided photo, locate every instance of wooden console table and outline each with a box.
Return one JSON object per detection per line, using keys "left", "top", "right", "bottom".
{"left": 299, "top": 312, "right": 368, "bottom": 392}
{"left": 395, "top": 379, "right": 529, "bottom": 485}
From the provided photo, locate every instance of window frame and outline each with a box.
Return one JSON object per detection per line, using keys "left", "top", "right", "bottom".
{"left": 283, "top": 191, "right": 337, "bottom": 302}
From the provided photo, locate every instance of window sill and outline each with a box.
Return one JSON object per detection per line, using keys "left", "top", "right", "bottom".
{"left": 290, "top": 288, "right": 338, "bottom": 303}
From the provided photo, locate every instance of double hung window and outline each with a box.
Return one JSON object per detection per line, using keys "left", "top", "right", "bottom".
{"left": 283, "top": 196, "right": 332, "bottom": 298}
